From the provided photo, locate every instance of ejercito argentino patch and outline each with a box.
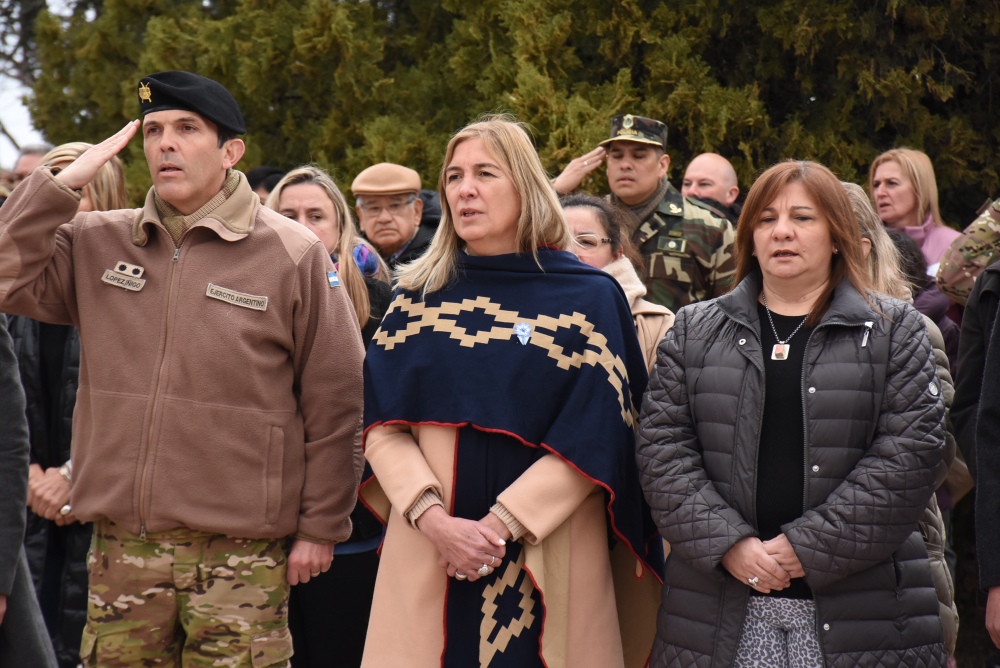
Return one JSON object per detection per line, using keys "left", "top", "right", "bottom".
{"left": 206, "top": 283, "right": 268, "bottom": 311}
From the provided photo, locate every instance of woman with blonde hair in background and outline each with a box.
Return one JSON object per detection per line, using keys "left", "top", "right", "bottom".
{"left": 267, "top": 165, "right": 391, "bottom": 343}
{"left": 361, "top": 114, "right": 661, "bottom": 667}
{"left": 12, "top": 142, "right": 127, "bottom": 668}
{"left": 869, "top": 148, "right": 959, "bottom": 267}
{"left": 265, "top": 165, "right": 390, "bottom": 668}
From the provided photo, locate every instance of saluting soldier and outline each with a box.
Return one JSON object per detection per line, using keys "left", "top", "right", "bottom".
{"left": 553, "top": 114, "right": 736, "bottom": 312}
{"left": 0, "top": 71, "right": 365, "bottom": 667}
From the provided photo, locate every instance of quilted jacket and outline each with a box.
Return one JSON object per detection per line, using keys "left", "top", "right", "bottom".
{"left": 636, "top": 271, "right": 948, "bottom": 667}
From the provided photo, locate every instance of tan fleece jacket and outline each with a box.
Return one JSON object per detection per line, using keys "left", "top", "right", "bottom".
{"left": 0, "top": 168, "right": 365, "bottom": 543}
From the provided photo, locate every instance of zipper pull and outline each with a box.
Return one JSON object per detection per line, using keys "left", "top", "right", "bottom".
{"left": 173, "top": 248, "right": 181, "bottom": 262}
{"left": 861, "top": 321, "right": 874, "bottom": 347}
{"left": 139, "top": 524, "right": 147, "bottom": 541}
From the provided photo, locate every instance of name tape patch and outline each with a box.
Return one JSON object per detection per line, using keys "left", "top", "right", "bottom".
{"left": 102, "top": 269, "right": 146, "bottom": 292}
{"left": 657, "top": 237, "right": 687, "bottom": 255}
{"left": 206, "top": 283, "right": 269, "bottom": 311}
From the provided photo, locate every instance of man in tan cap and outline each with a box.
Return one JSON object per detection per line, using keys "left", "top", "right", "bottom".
{"left": 352, "top": 162, "right": 433, "bottom": 268}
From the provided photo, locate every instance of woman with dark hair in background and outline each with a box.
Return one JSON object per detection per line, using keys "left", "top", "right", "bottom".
{"left": 247, "top": 165, "right": 286, "bottom": 205}
{"left": 560, "top": 193, "right": 673, "bottom": 374}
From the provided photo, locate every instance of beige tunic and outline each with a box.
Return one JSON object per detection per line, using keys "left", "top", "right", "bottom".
{"left": 361, "top": 423, "right": 659, "bottom": 668}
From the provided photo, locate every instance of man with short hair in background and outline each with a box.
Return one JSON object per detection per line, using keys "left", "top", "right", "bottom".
{"left": 2, "top": 143, "right": 54, "bottom": 191}
{"left": 0, "top": 71, "right": 364, "bottom": 667}
{"left": 681, "top": 152, "right": 741, "bottom": 225}
{"left": 352, "top": 162, "right": 433, "bottom": 269}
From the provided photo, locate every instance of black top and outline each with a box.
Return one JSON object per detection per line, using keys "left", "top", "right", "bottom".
{"left": 387, "top": 225, "right": 435, "bottom": 269}
{"left": 38, "top": 323, "right": 68, "bottom": 446}
{"left": 755, "top": 303, "right": 813, "bottom": 599}
{"left": 973, "top": 263, "right": 1000, "bottom": 587}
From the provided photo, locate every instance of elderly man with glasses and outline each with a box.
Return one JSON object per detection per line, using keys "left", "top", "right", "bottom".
{"left": 352, "top": 163, "right": 434, "bottom": 269}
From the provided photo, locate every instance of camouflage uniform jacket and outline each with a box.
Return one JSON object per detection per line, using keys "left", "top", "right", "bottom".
{"left": 631, "top": 182, "right": 736, "bottom": 312}
{"left": 936, "top": 197, "right": 1000, "bottom": 304}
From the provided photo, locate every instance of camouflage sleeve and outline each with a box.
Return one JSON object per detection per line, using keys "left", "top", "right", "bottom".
{"left": 708, "top": 219, "right": 737, "bottom": 298}
{"left": 936, "top": 198, "right": 1000, "bottom": 305}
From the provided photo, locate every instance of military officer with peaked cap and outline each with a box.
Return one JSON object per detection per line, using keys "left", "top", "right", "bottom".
{"left": 553, "top": 114, "right": 736, "bottom": 312}
{"left": 0, "top": 70, "right": 365, "bottom": 666}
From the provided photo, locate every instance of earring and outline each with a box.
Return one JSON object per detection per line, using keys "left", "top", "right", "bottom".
{"left": 833, "top": 247, "right": 839, "bottom": 254}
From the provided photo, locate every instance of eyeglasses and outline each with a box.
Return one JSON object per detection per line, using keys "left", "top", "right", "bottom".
{"left": 572, "top": 233, "right": 613, "bottom": 252}
{"left": 358, "top": 195, "right": 416, "bottom": 218}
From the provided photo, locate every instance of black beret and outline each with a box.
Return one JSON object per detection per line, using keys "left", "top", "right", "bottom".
{"left": 137, "top": 71, "right": 246, "bottom": 135}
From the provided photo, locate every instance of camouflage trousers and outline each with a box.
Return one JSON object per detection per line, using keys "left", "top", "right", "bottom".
{"left": 81, "top": 520, "right": 293, "bottom": 667}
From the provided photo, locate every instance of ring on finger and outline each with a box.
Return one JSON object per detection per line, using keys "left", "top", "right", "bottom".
{"left": 583, "top": 160, "right": 590, "bottom": 166}
{"left": 478, "top": 564, "right": 491, "bottom": 577}
{"left": 59, "top": 504, "right": 72, "bottom": 516}
{"left": 489, "top": 555, "right": 496, "bottom": 566}
{"left": 455, "top": 572, "right": 467, "bottom": 581}
{"left": 747, "top": 575, "right": 760, "bottom": 588}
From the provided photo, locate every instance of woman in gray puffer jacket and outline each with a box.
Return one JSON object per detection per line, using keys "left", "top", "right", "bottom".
{"left": 636, "top": 161, "right": 948, "bottom": 667}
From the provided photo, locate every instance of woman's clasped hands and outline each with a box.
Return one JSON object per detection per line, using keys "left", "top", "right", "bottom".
{"left": 721, "top": 534, "right": 805, "bottom": 593}
{"left": 416, "top": 505, "right": 510, "bottom": 582}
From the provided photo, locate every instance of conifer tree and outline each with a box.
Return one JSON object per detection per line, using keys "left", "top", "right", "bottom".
{"left": 26, "top": 0, "right": 998, "bottom": 225}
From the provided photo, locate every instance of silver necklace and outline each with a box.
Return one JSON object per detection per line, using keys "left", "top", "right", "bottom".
{"left": 760, "top": 291, "right": 809, "bottom": 361}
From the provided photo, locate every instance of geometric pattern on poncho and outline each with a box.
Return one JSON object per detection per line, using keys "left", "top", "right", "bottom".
{"left": 373, "top": 294, "right": 634, "bottom": 426}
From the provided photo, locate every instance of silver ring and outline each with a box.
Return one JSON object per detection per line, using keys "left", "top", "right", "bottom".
{"left": 478, "top": 564, "right": 491, "bottom": 577}
{"left": 489, "top": 555, "right": 496, "bottom": 566}
{"left": 59, "top": 504, "right": 72, "bottom": 516}
{"left": 455, "top": 572, "right": 467, "bottom": 580}
{"left": 583, "top": 160, "right": 590, "bottom": 166}
{"left": 747, "top": 575, "right": 759, "bottom": 587}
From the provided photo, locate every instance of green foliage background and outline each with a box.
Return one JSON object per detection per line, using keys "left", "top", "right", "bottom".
{"left": 27, "top": 0, "right": 1000, "bottom": 225}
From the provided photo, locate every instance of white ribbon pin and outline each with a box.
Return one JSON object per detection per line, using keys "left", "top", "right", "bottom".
{"left": 514, "top": 322, "right": 531, "bottom": 346}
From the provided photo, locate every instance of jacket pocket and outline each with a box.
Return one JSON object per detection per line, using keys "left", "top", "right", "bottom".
{"left": 649, "top": 251, "right": 699, "bottom": 286}
{"left": 250, "top": 626, "right": 294, "bottom": 667}
{"left": 265, "top": 425, "right": 284, "bottom": 526}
